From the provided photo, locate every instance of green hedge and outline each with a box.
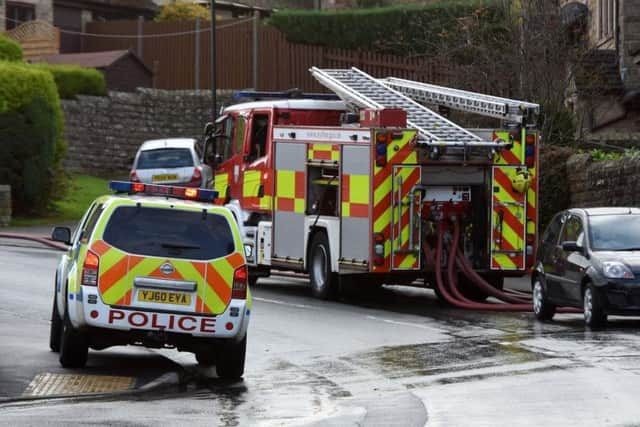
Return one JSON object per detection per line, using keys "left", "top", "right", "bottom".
{"left": 0, "top": 36, "right": 23, "bottom": 62}
{"left": 33, "top": 63, "right": 107, "bottom": 99}
{"left": 0, "top": 61, "right": 65, "bottom": 213}
{"left": 267, "top": 0, "right": 505, "bottom": 56}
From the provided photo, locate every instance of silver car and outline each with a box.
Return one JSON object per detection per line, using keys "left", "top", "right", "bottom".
{"left": 130, "top": 138, "right": 212, "bottom": 188}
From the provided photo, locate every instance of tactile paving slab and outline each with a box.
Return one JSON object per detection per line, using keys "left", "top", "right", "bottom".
{"left": 23, "top": 373, "right": 135, "bottom": 396}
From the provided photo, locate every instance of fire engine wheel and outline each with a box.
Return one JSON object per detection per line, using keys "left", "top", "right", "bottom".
{"left": 216, "top": 335, "right": 247, "bottom": 380}
{"left": 59, "top": 309, "right": 88, "bottom": 368}
{"left": 309, "top": 232, "right": 337, "bottom": 300}
{"left": 49, "top": 295, "right": 62, "bottom": 353}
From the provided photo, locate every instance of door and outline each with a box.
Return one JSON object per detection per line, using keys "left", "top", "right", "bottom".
{"left": 210, "top": 113, "right": 246, "bottom": 203}
{"left": 558, "top": 215, "right": 589, "bottom": 303}
{"left": 391, "top": 165, "right": 421, "bottom": 270}
{"left": 241, "top": 111, "right": 272, "bottom": 212}
{"left": 490, "top": 166, "right": 527, "bottom": 271}
{"left": 538, "top": 212, "right": 565, "bottom": 301}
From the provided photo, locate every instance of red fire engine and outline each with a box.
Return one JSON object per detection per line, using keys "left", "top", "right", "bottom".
{"left": 203, "top": 67, "right": 540, "bottom": 306}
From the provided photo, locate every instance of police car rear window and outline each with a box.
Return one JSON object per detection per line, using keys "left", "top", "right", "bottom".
{"left": 103, "top": 206, "right": 235, "bottom": 260}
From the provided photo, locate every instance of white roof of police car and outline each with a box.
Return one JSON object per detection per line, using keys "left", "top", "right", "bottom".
{"left": 139, "top": 138, "right": 197, "bottom": 151}
{"left": 223, "top": 99, "right": 347, "bottom": 113}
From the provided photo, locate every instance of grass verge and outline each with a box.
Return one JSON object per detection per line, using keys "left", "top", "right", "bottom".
{"left": 11, "top": 174, "right": 110, "bottom": 227}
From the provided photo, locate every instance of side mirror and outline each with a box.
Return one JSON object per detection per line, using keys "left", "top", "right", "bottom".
{"left": 204, "top": 122, "right": 214, "bottom": 136}
{"left": 561, "top": 241, "right": 582, "bottom": 253}
{"left": 51, "top": 226, "right": 71, "bottom": 245}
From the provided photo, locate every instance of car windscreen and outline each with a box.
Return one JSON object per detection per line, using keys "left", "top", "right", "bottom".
{"left": 136, "top": 148, "right": 194, "bottom": 169}
{"left": 589, "top": 215, "right": 640, "bottom": 251}
{"left": 103, "top": 206, "right": 235, "bottom": 260}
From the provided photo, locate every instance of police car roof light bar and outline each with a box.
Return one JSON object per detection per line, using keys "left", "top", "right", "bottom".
{"left": 109, "top": 181, "right": 218, "bottom": 203}
{"left": 233, "top": 90, "right": 340, "bottom": 101}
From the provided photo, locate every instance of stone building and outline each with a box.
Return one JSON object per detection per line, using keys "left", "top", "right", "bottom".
{"left": 561, "top": 0, "right": 640, "bottom": 137}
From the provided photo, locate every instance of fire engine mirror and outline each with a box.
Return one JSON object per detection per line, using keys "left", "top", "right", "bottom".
{"left": 204, "top": 122, "right": 214, "bottom": 136}
{"left": 51, "top": 226, "right": 71, "bottom": 245}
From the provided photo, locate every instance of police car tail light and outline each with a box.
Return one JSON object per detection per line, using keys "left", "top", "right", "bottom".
{"left": 82, "top": 250, "right": 100, "bottom": 286}
{"left": 232, "top": 265, "right": 248, "bottom": 299}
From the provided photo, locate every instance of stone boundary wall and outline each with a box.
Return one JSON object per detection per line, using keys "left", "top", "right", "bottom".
{"left": 62, "top": 89, "right": 233, "bottom": 176}
{"left": 0, "top": 185, "right": 11, "bottom": 227}
{"left": 567, "top": 153, "right": 640, "bottom": 207}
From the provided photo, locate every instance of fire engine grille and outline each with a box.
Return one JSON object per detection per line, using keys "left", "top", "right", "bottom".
{"left": 23, "top": 373, "right": 135, "bottom": 396}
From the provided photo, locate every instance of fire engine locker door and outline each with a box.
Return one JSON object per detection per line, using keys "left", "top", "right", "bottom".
{"left": 490, "top": 165, "right": 526, "bottom": 270}
{"left": 391, "top": 165, "right": 421, "bottom": 270}
{"left": 340, "top": 145, "right": 371, "bottom": 264}
{"left": 272, "top": 142, "right": 307, "bottom": 264}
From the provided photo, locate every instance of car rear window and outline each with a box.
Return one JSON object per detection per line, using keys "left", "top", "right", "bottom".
{"left": 103, "top": 206, "right": 235, "bottom": 260}
{"left": 589, "top": 215, "right": 640, "bottom": 251}
{"left": 137, "top": 148, "right": 194, "bottom": 169}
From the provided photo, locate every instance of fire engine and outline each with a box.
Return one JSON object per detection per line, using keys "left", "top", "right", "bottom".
{"left": 203, "top": 67, "right": 540, "bottom": 306}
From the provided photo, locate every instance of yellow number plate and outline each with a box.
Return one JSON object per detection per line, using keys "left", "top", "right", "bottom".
{"left": 152, "top": 174, "right": 178, "bottom": 182}
{"left": 138, "top": 290, "right": 191, "bottom": 306}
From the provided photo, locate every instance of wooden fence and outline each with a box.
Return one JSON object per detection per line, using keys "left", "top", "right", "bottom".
{"left": 83, "top": 18, "right": 465, "bottom": 92}
{"left": 6, "top": 20, "right": 60, "bottom": 60}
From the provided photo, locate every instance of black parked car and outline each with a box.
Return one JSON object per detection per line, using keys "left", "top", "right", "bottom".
{"left": 532, "top": 207, "right": 640, "bottom": 327}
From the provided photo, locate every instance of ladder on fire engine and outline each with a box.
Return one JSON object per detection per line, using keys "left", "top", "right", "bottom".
{"left": 381, "top": 77, "right": 540, "bottom": 125}
{"left": 310, "top": 67, "right": 506, "bottom": 148}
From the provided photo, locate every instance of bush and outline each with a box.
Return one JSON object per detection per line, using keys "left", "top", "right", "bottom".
{"left": 0, "top": 36, "right": 23, "bottom": 62}
{"left": 538, "top": 146, "right": 576, "bottom": 231}
{"left": 33, "top": 63, "right": 107, "bottom": 99}
{"left": 0, "top": 61, "right": 65, "bottom": 213}
{"left": 155, "top": 1, "right": 210, "bottom": 22}
{"left": 267, "top": 0, "right": 504, "bottom": 56}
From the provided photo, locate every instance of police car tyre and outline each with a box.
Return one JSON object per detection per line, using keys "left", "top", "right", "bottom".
{"left": 248, "top": 275, "right": 258, "bottom": 287}
{"left": 532, "top": 278, "right": 556, "bottom": 321}
{"left": 584, "top": 283, "right": 607, "bottom": 328}
{"left": 49, "top": 295, "right": 62, "bottom": 352}
{"left": 59, "top": 310, "right": 88, "bottom": 368}
{"left": 216, "top": 335, "right": 246, "bottom": 379}
{"left": 310, "top": 232, "right": 337, "bottom": 300}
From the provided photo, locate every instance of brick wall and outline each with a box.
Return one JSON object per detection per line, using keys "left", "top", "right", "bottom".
{"left": 61, "top": 89, "right": 232, "bottom": 175}
{"left": 567, "top": 153, "right": 640, "bottom": 207}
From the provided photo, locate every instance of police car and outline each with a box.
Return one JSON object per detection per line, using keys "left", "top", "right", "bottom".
{"left": 49, "top": 182, "right": 251, "bottom": 379}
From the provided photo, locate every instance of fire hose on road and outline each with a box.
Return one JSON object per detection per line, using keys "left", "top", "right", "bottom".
{"left": 432, "top": 219, "right": 579, "bottom": 313}
{"left": 0, "top": 233, "right": 68, "bottom": 251}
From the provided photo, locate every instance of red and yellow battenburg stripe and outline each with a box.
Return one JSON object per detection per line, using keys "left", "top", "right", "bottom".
{"left": 372, "top": 129, "right": 419, "bottom": 272}
{"left": 308, "top": 144, "right": 340, "bottom": 162}
{"left": 275, "top": 170, "right": 305, "bottom": 213}
{"left": 242, "top": 169, "right": 273, "bottom": 211}
{"left": 90, "top": 240, "right": 245, "bottom": 315}
{"left": 341, "top": 174, "right": 369, "bottom": 218}
{"left": 213, "top": 172, "right": 230, "bottom": 205}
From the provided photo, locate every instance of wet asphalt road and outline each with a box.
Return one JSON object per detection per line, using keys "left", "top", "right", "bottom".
{"left": 2, "top": 239, "right": 640, "bottom": 426}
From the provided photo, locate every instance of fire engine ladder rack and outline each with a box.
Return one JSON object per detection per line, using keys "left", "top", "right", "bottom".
{"left": 381, "top": 77, "right": 540, "bottom": 125}
{"left": 310, "top": 67, "right": 507, "bottom": 149}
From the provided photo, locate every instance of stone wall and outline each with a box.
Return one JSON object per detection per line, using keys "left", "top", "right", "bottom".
{"left": 567, "top": 153, "right": 640, "bottom": 207}
{"left": 0, "top": 185, "right": 11, "bottom": 226}
{"left": 62, "top": 89, "right": 232, "bottom": 176}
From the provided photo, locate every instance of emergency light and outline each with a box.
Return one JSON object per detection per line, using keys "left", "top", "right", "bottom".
{"left": 109, "top": 181, "right": 218, "bottom": 202}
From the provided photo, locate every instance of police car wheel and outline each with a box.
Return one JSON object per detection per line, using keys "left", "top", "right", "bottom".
{"left": 216, "top": 335, "right": 246, "bottom": 380}
{"left": 309, "top": 232, "right": 337, "bottom": 300}
{"left": 49, "top": 296, "right": 62, "bottom": 353}
{"left": 59, "top": 310, "right": 88, "bottom": 368}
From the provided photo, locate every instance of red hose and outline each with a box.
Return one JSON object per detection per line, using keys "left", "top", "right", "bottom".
{"left": 433, "top": 221, "right": 532, "bottom": 311}
{"left": 0, "top": 233, "right": 68, "bottom": 251}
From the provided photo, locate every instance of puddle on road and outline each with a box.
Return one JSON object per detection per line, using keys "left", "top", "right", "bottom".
{"left": 351, "top": 338, "right": 547, "bottom": 380}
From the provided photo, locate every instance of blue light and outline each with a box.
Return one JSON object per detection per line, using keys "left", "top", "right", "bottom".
{"left": 376, "top": 143, "right": 387, "bottom": 156}
{"left": 109, "top": 181, "right": 132, "bottom": 193}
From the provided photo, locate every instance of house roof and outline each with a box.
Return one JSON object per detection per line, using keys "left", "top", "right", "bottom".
{"left": 36, "top": 50, "right": 153, "bottom": 74}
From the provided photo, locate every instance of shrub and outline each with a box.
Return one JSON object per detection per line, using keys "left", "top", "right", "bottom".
{"left": 33, "top": 63, "right": 107, "bottom": 99}
{"left": 155, "top": 1, "right": 210, "bottom": 22}
{"left": 0, "top": 61, "right": 65, "bottom": 213}
{"left": 0, "top": 36, "right": 23, "bottom": 62}
{"left": 538, "top": 145, "right": 576, "bottom": 231}
{"left": 267, "top": 0, "right": 504, "bottom": 56}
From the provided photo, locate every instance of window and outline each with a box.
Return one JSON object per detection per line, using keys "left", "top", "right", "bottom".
{"left": 80, "top": 204, "right": 105, "bottom": 244}
{"left": 233, "top": 115, "right": 245, "bottom": 157}
{"left": 598, "top": 0, "right": 615, "bottom": 41}
{"left": 136, "top": 148, "right": 194, "bottom": 169}
{"left": 248, "top": 113, "right": 269, "bottom": 162}
{"left": 542, "top": 213, "right": 564, "bottom": 245}
{"left": 103, "top": 207, "right": 235, "bottom": 260}
{"left": 562, "top": 216, "right": 584, "bottom": 245}
{"left": 6, "top": 2, "right": 35, "bottom": 30}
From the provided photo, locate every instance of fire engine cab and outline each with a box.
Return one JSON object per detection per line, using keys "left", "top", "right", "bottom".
{"left": 204, "top": 67, "right": 540, "bottom": 304}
